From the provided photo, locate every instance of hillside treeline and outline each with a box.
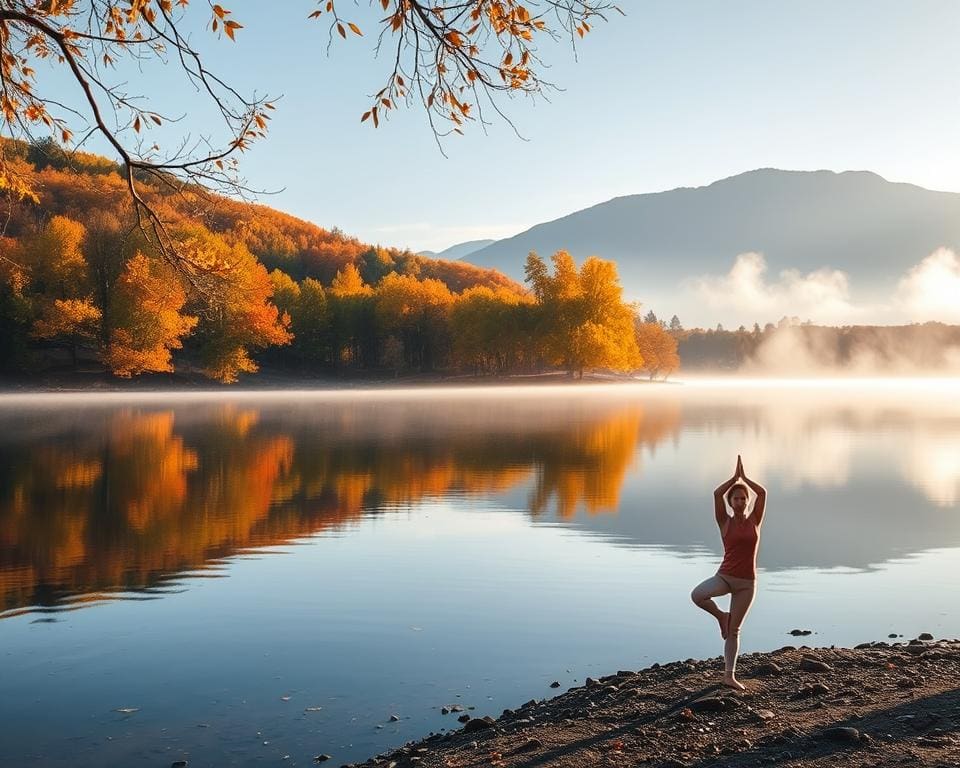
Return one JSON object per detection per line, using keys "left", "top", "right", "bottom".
{"left": 674, "top": 320, "right": 960, "bottom": 372}
{"left": 0, "top": 139, "right": 678, "bottom": 382}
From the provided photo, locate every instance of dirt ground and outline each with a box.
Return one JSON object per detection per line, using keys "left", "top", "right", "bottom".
{"left": 349, "top": 639, "right": 960, "bottom": 768}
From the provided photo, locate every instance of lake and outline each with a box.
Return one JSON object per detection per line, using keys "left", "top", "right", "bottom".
{"left": 1, "top": 381, "right": 959, "bottom": 767}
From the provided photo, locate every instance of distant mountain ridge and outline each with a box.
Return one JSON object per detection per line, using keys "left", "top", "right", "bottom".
{"left": 462, "top": 169, "right": 960, "bottom": 323}
{"left": 420, "top": 239, "right": 496, "bottom": 261}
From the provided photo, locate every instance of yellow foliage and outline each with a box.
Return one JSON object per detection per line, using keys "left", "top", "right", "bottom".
{"left": 31, "top": 297, "right": 101, "bottom": 341}
{"left": 102, "top": 252, "right": 198, "bottom": 377}
{"left": 634, "top": 322, "right": 680, "bottom": 380}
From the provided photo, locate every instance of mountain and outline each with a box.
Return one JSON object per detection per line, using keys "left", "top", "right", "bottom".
{"left": 421, "top": 239, "right": 497, "bottom": 261}
{"left": 463, "top": 169, "right": 960, "bottom": 325}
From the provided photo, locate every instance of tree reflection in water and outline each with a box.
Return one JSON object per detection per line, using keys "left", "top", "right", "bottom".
{"left": 0, "top": 397, "right": 672, "bottom": 616}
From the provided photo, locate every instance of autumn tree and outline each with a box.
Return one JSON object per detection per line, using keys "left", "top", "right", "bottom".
{"left": 450, "top": 285, "right": 530, "bottom": 374}
{"left": 634, "top": 321, "right": 680, "bottom": 381}
{"left": 375, "top": 273, "right": 454, "bottom": 372}
{"left": 525, "top": 250, "right": 640, "bottom": 378}
{"left": 0, "top": 1, "right": 620, "bottom": 270}
{"left": 180, "top": 226, "right": 291, "bottom": 382}
{"left": 328, "top": 263, "right": 374, "bottom": 368}
{"left": 102, "top": 252, "right": 198, "bottom": 377}
{"left": 17, "top": 215, "right": 104, "bottom": 366}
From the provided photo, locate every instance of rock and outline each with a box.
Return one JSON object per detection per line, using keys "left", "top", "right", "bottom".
{"left": 689, "top": 696, "right": 728, "bottom": 713}
{"left": 918, "top": 632, "right": 934, "bottom": 641}
{"left": 440, "top": 707, "right": 450, "bottom": 715}
{"left": 514, "top": 738, "right": 543, "bottom": 752}
{"left": 585, "top": 677, "right": 600, "bottom": 687}
{"left": 549, "top": 681, "right": 561, "bottom": 688}
{"left": 449, "top": 704, "right": 464, "bottom": 712}
{"left": 753, "top": 709, "right": 776, "bottom": 722}
{"left": 855, "top": 642, "right": 874, "bottom": 649}
{"left": 463, "top": 716, "right": 495, "bottom": 733}
{"left": 822, "top": 727, "right": 861, "bottom": 744}
{"left": 794, "top": 682, "right": 830, "bottom": 698}
{"left": 754, "top": 662, "right": 783, "bottom": 677}
{"left": 171, "top": 762, "right": 188, "bottom": 768}
{"left": 388, "top": 715, "right": 400, "bottom": 722}
{"left": 314, "top": 756, "right": 332, "bottom": 764}
{"left": 457, "top": 714, "right": 471, "bottom": 723}
{"left": 790, "top": 629, "right": 813, "bottom": 636}
{"left": 800, "top": 657, "right": 833, "bottom": 673}
{"left": 889, "top": 633, "right": 898, "bottom": 638}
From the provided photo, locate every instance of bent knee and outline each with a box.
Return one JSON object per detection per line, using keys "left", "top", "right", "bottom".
{"left": 690, "top": 588, "right": 702, "bottom": 604}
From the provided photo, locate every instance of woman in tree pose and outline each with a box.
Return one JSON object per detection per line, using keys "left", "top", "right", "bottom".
{"left": 691, "top": 455, "right": 767, "bottom": 690}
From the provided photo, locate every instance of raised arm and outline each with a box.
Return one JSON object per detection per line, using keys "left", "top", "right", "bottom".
{"left": 713, "top": 458, "right": 741, "bottom": 527}
{"left": 740, "top": 460, "right": 767, "bottom": 525}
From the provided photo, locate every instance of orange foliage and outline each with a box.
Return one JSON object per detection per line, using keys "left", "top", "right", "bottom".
{"left": 102, "top": 253, "right": 198, "bottom": 377}
{"left": 0, "top": 400, "right": 679, "bottom": 616}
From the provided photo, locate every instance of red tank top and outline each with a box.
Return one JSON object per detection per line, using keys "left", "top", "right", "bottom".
{"left": 718, "top": 516, "right": 759, "bottom": 579}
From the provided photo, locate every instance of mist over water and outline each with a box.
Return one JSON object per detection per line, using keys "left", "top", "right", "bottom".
{"left": 1, "top": 383, "right": 959, "bottom": 767}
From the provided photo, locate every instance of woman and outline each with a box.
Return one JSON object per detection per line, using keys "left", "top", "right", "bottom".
{"left": 691, "top": 455, "right": 766, "bottom": 690}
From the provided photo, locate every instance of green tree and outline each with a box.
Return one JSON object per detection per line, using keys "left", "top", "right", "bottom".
{"left": 329, "top": 263, "right": 374, "bottom": 369}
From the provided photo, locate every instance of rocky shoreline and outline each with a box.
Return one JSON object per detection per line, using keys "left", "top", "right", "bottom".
{"left": 340, "top": 638, "right": 960, "bottom": 768}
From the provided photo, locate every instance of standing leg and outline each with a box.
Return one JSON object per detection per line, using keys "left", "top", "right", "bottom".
{"left": 723, "top": 580, "right": 757, "bottom": 689}
{"left": 691, "top": 575, "right": 731, "bottom": 639}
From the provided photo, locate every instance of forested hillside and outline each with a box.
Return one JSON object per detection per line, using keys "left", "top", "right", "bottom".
{"left": 0, "top": 139, "right": 670, "bottom": 382}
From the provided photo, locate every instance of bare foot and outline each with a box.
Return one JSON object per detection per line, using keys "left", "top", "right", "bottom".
{"left": 716, "top": 611, "right": 730, "bottom": 640}
{"left": 722, "top": 675, "right": 746, "bottom": 691}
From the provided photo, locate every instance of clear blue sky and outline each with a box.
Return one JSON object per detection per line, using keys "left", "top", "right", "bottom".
{"left": 31, "top": 1, "right": 960, "bottom": 252}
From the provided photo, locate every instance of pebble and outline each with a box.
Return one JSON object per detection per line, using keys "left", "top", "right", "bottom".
{"left": 689, "top": 696, "right": 728, "bottom": 713}
{"left": 794, "top": 682, "right": 831, "bottom": 698}
{"left": 516, "top": 737, "right": 543, "bottom": 752}
{"left": 800, "top": 657, "right": 833, "bottom": 673}
{"left": 822, "top": 726, "right": 861, "bottom": 744}
{"left": 754, "top": 662, "right": 783, "bottom": 677}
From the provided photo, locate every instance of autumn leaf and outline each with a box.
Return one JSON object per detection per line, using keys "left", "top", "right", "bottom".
{"left": 224, "top": 20, "right": 243, "bottom": 40}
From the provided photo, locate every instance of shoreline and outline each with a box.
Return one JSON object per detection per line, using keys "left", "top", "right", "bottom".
{"left": 349, "top": 639, "right": 960, "bottom": 768}
{"left": 0, "top": 370, "right": 676, "bottom": 395}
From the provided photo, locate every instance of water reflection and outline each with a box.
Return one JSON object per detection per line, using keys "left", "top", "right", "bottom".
{"left": 0, "top": 398, "right": 665, "bottom": 616}
{"left": 1, "top": 385, "right": 959, "bottom": 618}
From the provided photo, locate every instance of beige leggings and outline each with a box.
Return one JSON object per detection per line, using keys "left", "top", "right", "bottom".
{"left": 690, "top": 573, "right": 757, "bottom": 675}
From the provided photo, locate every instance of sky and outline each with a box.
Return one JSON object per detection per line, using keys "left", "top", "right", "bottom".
{"left": 22, "top": 1, "right": 960, "bottom": 256}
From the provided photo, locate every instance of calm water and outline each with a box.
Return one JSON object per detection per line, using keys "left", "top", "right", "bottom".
{"left": 1, "top": 382, "right": 959, "bottom": 767}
